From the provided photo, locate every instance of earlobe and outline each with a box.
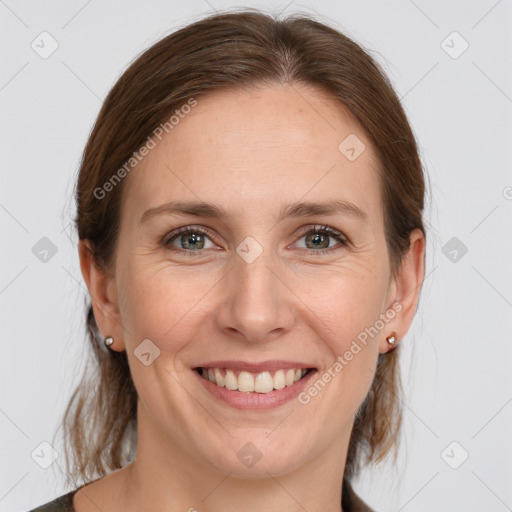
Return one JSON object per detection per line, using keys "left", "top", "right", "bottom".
{"left": 78, "top": 239, "right": 125, "bottom": 351}
{"left": 379, "top": 229, "right": 426, "bottom": 354}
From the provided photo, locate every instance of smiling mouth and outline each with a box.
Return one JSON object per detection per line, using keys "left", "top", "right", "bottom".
{"left": 194, "top": 367, "right": 316, "bottom": 394}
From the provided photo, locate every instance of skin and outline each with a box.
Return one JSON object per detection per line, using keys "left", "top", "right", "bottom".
{"left": 76, "top": 83, "right": 425, "bottom": 512}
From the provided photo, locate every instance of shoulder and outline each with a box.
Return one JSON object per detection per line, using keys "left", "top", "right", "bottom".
{"left": 26, "top": 490, "right": 76, "bottom": 512}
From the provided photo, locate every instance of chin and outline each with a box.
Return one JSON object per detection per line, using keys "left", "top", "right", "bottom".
{"left": 197, "top": 429, "right": 312, "bottom": 478}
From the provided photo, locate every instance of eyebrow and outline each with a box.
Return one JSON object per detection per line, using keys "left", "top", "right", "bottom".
{"left": 139, "top": 198, "right": 369, "bottom": 225}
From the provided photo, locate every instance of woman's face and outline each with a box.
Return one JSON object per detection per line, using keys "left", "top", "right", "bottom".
{"left": 82, "top": 83, "right": 423, "bottom": 477}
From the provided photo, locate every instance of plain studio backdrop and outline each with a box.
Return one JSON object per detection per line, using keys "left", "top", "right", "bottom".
{"left": 1, "top": 1, "right": 511, "bottom": 510}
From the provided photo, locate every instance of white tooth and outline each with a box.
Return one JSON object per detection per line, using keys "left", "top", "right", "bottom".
{"left": 273, "top": 370, "right": 286, "bottom": 390}
{"left": 201, "top": 368, "right": 208, "bottom": 379}
{"left": 293, "top": 369, "right": 302, "bottom": 382}
{"left": 214, "top": 368, "right": 225, "bottom": 387}
{"left": 301, "top": 369, "right": 307, "bottom": 378}
{"left": 238, "top": 371, "right": 254, "bottom": 392}
{"left": 208, "top": 369, "right": 216, "bottom": 383}
{"left": 285, "top": 369, "right": 295, "bottom": 386}
{"left": 254, "top": 371, "right": 274, "bottom": 393}
{"left": 225, "top": 369, "right": 238, "bottom": 390}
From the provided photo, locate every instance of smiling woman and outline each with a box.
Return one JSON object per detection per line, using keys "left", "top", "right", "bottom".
{"left": 29, "top": 8, "right": 426, "bottom": 512}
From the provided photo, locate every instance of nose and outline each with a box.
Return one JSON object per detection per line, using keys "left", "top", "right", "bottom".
{"left": 215, "top": 249, "right": 295, "bottom": 344}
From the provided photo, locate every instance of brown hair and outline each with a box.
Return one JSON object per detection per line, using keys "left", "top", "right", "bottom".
{"left": 60, "top": 7, "right": 426, "bottom": 496}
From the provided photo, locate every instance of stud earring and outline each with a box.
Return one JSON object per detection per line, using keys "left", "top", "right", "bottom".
{"left": 386, "top": 332, "right": 398, "bottom": 347}
{"left": 104, "top": 336, "right": 114, "bottom": 349}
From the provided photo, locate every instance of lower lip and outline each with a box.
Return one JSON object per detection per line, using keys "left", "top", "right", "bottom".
{"left": 194, "top": 369, "right": 318, "bottom": 410}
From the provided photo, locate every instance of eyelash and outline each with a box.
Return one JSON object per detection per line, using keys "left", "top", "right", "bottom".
{"left": 162, "top": 225, "right": 348, "bottom": 257}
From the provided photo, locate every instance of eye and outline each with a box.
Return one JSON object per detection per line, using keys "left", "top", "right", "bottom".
{"left": 293, "top": 225, "right": 348, "bottom": 254}
{"left": 163, "top": 226, "right": 218, "bottom": 253}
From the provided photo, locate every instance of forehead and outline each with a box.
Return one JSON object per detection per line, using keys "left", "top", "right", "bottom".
{"left": 121, "top": 84, "right": 383, "bottom": 226}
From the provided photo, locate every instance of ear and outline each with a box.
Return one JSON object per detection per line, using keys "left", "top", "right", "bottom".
{"left": 379, "top": 228, "right": 426, "bottom": 354}
{"left": 78, "top": 239, "right": 126, "bottom": 351}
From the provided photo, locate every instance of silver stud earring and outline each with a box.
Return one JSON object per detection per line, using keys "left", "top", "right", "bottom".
{"left": 104, "top": 336, "right": 114, "bottom": 349}
{"left": 386, "top": 332, "right": 398, "bottom": 347}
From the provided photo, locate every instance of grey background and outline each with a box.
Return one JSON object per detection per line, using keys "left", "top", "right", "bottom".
{"left": 1, "top": 0, "right": 511, "bottom": 510}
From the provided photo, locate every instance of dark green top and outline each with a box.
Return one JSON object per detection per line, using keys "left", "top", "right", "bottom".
{"left": 28, "top": 491, "right": 75, "bottom": 512}
{"left": 28, "top": 479, "right": 373, "bottom": 511}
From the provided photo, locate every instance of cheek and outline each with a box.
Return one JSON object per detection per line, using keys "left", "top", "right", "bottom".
{"left": 304, "top": 265, "right": 388, "bottom": 345}
{"left": 117, "top": 262, "right": 217, "bottom": 351}
{"left": 302, "top": 289, "right": 382, "bottom": 423}
{"left": 315, "top": 267, "right": 387, "bottom": 410}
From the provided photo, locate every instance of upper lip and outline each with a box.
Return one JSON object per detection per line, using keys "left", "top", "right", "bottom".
{"left": 194, "top": 360, "right": 317, "bottom": 372}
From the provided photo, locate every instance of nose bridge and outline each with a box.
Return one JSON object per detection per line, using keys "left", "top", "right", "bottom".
{"left": 216, "top": 243, "right": 294, "bottom": 343}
